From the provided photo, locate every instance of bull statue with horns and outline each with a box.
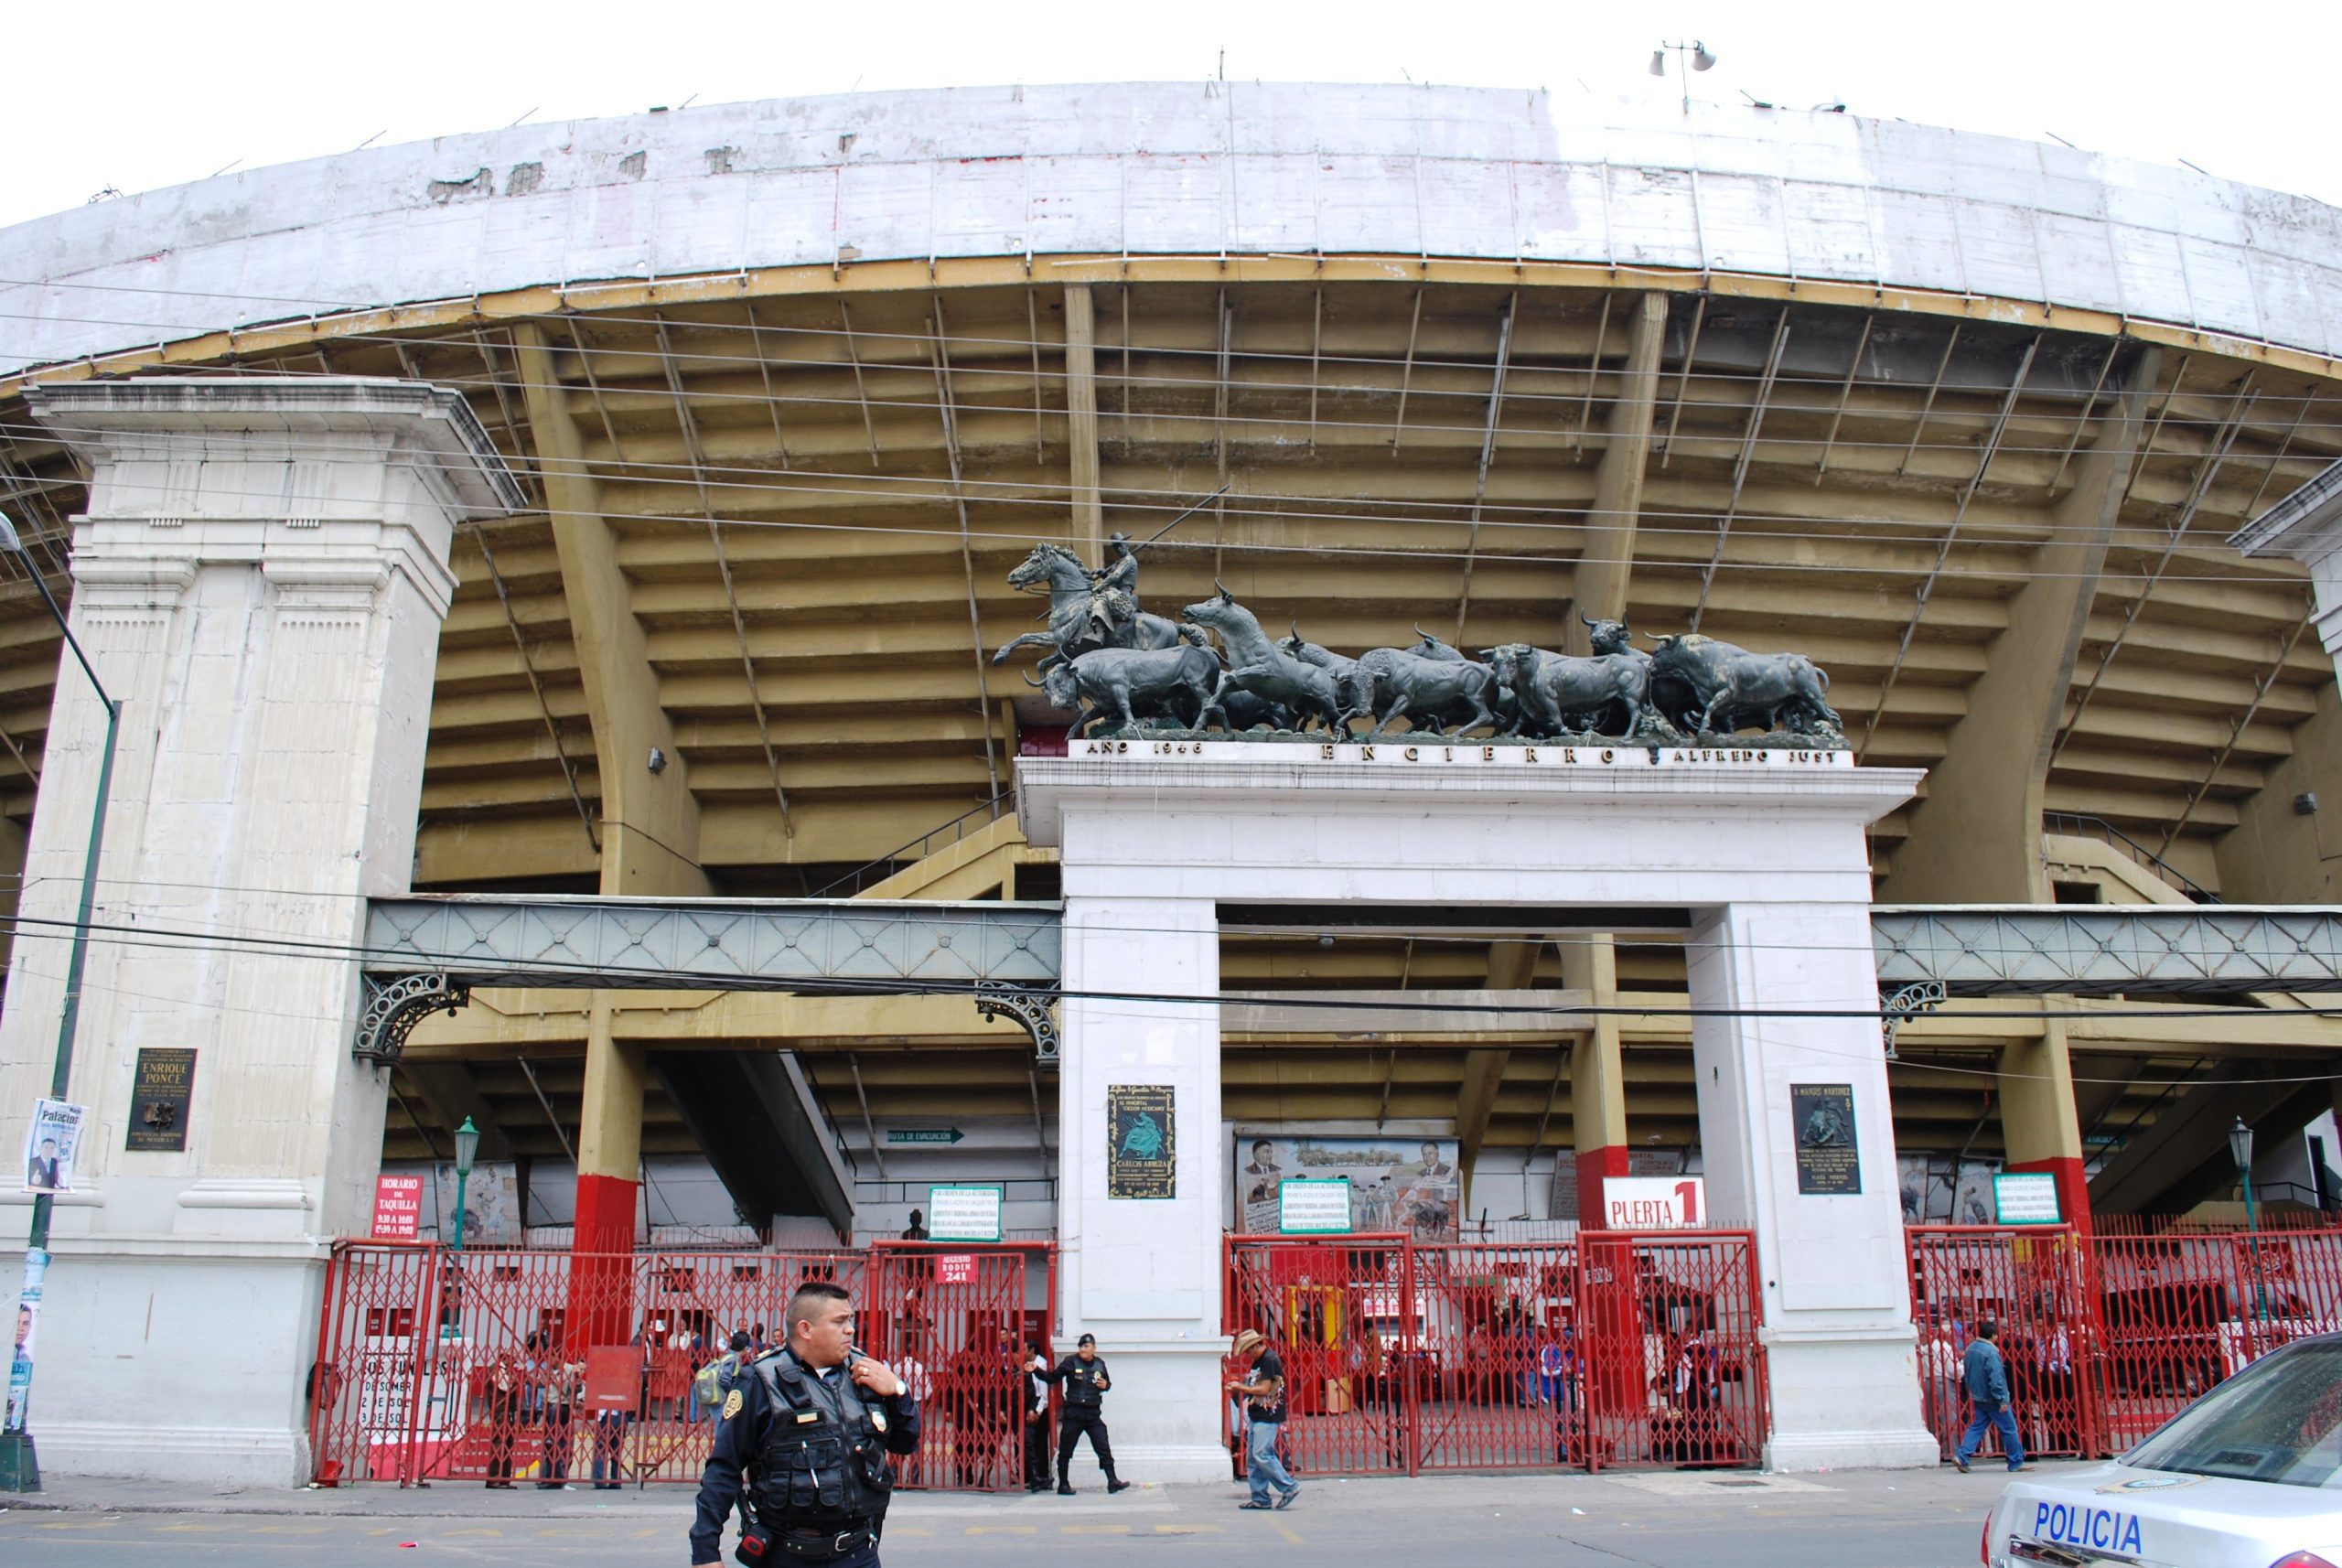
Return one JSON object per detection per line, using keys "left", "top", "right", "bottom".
{"left": 991, "top": 547, "right": 1846, "bottom": 749}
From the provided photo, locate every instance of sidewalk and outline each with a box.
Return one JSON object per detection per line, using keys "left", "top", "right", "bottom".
{"left": 0, "top": 1459, "right": 2075, "bottom": 1520}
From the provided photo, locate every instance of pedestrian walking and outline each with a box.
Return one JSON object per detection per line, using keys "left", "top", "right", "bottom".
{"left": 687, "top": 1279, "right": 920, "bottom": 1568}
{"left": 1034, "top": 1333, "right": 1130, "bottom": 1495}
{"left": 1227, "top": 1329, "right": 1300, "bottom": 1511}
{"left": 1952, "top": 1319, "right": 2027, "bottom": 1475}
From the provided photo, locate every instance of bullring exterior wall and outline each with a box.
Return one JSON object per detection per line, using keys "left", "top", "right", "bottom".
{"left": 8, "top": 82, "right": 2342, "bottom": 377}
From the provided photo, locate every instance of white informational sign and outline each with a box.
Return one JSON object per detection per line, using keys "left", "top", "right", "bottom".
{"left": 22, "top": 1098, "right": 85, "bottom": 1195}
{"left": 1279, "top": 1178, "right": 1353, "bottom": 1234}
{"left": 928, "top": 1184, "right": 1003, "bottom": 1243}
{"left": 1602, "top": 1175, "right": 1706, "bottom": 1230}
{"left": 1993, "top": 1172, "right": 2062, "bottom": 1225}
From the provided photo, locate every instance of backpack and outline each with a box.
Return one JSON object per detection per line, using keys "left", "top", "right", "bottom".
{"left": 693, "top": 1354, "right": 730, "bottom": 1411}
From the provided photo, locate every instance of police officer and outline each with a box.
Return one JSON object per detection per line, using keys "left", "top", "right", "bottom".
{"left": 1034, "top": 1332, "right": 1130, "bottom": 1496}
{"left": 690, "top": 1281, "right": 920, "bottom": 1567}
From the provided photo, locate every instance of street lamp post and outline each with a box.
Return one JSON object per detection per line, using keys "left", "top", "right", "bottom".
{"left": 443, "top": 1117, "right": 480, "bottom": 1341}
{"left": 2229, "top": 1117, "right": 2270, "bottom": 1322}
{"left": 0, "top": 514, "right": 120, "bottom": 1495}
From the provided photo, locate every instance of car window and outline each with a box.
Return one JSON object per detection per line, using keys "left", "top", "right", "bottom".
{"left": 2126, "top": 1340, "right": 2342, "bottom": 1490}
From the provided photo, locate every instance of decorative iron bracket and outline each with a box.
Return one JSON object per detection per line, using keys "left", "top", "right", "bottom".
{"left": 1880, "top": 979, "right": 1947, "bottom": 1059}
{"left": 354, "top": 972, "right": 472, "bottom": 1066}
{"left": 974, "top": 980, "right": 1060, "bottom": 1066}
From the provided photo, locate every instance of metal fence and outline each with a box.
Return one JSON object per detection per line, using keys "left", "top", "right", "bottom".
{"left": 1905, "top": 1222, "right": 2342, "bottom": 1461}
{"left": 1221, "top": 1230, "right": 1766, "bottom": 1476}
{"left": 311, "top": 1243, "right": 1051, "bottom": 1490}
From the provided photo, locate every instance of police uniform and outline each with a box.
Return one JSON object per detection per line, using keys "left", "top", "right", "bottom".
{"left": 1039, "top": 1352, "right": 1123, "bottom": 1492}
{"left": 689, "top": 1347, "right": 920, "bottom": 1566}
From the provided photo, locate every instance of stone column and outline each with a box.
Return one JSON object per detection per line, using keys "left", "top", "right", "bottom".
{"left": 1056, "top": 889, "right": 1228, "bottom": 1484}
{"left": 1687, "top": 899, "right": 1939, "bottom": 1471}
{"left": 1, "top": 378, "right": 518, "bottom": 1484}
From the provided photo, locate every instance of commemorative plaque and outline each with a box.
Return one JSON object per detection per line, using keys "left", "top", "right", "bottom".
{"left": 1106, "top": 1085, "right": 1176, "bottom": 1199}
{"left": 125, "top": 1048, "right": 197, "bottom": 1152}
{"left": 1790, "top": 1083, "right": 1860, "bottom": 1195}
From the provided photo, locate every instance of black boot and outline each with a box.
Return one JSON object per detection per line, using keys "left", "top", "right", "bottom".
{"left": 1056, "top": 1472, "right": 1075, "bottom": 1496}
{"left": 1107, "top": 1476, "right": 1132, "bottom": 1494}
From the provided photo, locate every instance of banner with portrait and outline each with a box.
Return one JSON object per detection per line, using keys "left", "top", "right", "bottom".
{"left": 1234, "top": 1133, "right": 1459, "bottom": 1241}
{"left": 22, "top": 1098, "right": 85, "bottom": 1195}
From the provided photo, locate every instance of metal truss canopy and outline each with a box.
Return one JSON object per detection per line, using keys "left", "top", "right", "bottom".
{"left": 354, "top": 896, "right": 1061, "bottom": 1063}
{"left": 1870, "top": 906, "right": 2342, "bottom": 996}
{"left": 352, "top": 896, "right": 2342, "bottom": 1062}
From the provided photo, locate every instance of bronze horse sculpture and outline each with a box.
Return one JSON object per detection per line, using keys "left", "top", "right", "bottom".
{"left": 989, "top": 540, "right": 1202, "bottom": 673}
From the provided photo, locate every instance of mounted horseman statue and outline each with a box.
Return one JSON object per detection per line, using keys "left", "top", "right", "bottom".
{"left": 990, "top": 532, "right": 1204, "bottom": 675}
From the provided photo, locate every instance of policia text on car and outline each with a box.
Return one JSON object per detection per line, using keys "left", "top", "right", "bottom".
{"left": 690, "top": 1281, "right": 919, "bottom": 1567}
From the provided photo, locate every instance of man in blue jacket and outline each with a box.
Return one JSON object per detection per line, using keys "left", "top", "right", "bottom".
{"left": 1952, "top": 1319, "right": 2026, "bottom": 1474}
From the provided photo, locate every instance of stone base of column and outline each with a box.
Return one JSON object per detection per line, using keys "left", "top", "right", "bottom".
{"left": 30, "top": 1244, "right": 322, "bottom": 1486}
{"left": 1759, "top": 1333, "right": 1940, "bottom": 1473}
{"left": 1062, "top": 1337, "right": 1230, "bottom": 1487}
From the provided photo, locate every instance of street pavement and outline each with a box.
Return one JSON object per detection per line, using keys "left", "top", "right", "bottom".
{"left": 0, "top": 1462, "right": 2042, "bottom": 1566}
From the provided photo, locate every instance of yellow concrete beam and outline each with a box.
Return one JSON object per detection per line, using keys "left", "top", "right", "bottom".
{"left": 1063, "top": 285, "right": 1104, "bottom": 561}
{"left": 513, "top": 324, "right": 711, "bottom": 899}
{"left": 1568, "top": 292, "right": 1668, "bottom": 650}
{"left": 1881, "top": 349, "right": 2162, "bottom": 901}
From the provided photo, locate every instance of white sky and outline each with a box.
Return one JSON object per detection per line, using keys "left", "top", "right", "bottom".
{"left": 7, "top": 0, "right": 2340, "bottom": 231}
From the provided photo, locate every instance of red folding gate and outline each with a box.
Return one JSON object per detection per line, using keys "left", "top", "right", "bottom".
{"left": 864, "top": 1241, "right": 1057, "bottom": 1492}
{"left": 310, "top": 1243, "right": 1050, "bottom": 1490}
{"left": 1222, "top": 1230, "right": 1766, "bottom": 1475}
{"left": 1907, "top": 1226, "right": 2099, "bottom": 1462}
{"left": 1906, "top": 1223, "right": 2342, "bottom": 1460}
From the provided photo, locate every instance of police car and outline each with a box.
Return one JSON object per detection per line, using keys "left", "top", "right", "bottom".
{"left": 1982, "top": 1331, "right": 2342, "bottom": 1567}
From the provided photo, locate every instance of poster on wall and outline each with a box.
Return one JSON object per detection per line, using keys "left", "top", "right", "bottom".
{"left": 22, "top": 1099, "right": 85, "bottom": 1194}
{"left": 1236, "top": 1134, "right": 1459, "bottom": 1241}
{"left": 125, "top": 1048, "right": 196, "bottom": 1152}
{"left": 432, "top": 1161, "right": 519, "bottom": 1245}
{"left": 1106, "top": 1085, "right": 1176, "bottom": 1199}
{"left": 1790, "top": 1083, "right": 1861, "bottom": 1196}
{"left": 1897, "top": 1154, "right": 2004, "bottom": 1224}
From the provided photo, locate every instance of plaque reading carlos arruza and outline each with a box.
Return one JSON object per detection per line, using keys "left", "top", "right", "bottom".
{"left": 1106, "top": 1085, "right": 1176, "bottom": 1199}
{"left": 1791, "top": 1082, "right": 1860, "bottom": 1195}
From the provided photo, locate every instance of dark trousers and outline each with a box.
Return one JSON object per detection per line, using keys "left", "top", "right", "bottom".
{"left": 1058, "top": 1407, "right": 1115, "bottom": 1483}
{"left": 1024, "top": 1414, "right": 1052, "bottom": 1487}
{"left": 538, "top": 1406, "right": 573, "bottom": 1483}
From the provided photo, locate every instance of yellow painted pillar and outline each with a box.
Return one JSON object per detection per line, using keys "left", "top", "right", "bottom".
{"left": 1997, "top": 1021, "right": 2090, "bottom": 1231}
{"left": 1563, "top": 938, "right": 1629, "bottom": 1229}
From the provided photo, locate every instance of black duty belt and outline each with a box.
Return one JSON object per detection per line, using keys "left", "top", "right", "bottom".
{"left": 770, "top": 1523, "right": 874, "bottom": 1562}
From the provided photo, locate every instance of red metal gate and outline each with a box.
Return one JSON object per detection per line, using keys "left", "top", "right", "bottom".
{"left": 1907, "top": 1225, "right": 2100, "bottom": 1461}
{"left": 2092, "top": 1227, "right": 2342, "bottom": 1449}
{"left": 314, "top": 1244, "right": 1008, "bottom": 1488}
{"left": 865, "top": 1240, "right": 1057, "bottom": 1491}
{"left": 1222, "top": 1230, "right": 1765, "bottom": 1475}
{"left": 1223, "top": 1236, "right": 1411, "bottom": 1476}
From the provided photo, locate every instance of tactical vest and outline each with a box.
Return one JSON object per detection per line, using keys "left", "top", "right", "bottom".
{"left": 748, "top": 1351, "right": 894, "bottom": 1535}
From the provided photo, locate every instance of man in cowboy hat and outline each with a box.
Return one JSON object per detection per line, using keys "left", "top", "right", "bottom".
{"left": 1226, "top": 1329, "right": 1299, "bottom": 1511}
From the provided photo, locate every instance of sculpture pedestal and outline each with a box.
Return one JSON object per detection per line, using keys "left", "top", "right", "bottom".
{"left": 1020, "top": 740, "right": 1937, "bottom": 1474}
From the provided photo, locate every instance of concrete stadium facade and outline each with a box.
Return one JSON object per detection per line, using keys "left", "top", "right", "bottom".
{"left": 5, "top": 82, "right": 2342, "bottom": 1481}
